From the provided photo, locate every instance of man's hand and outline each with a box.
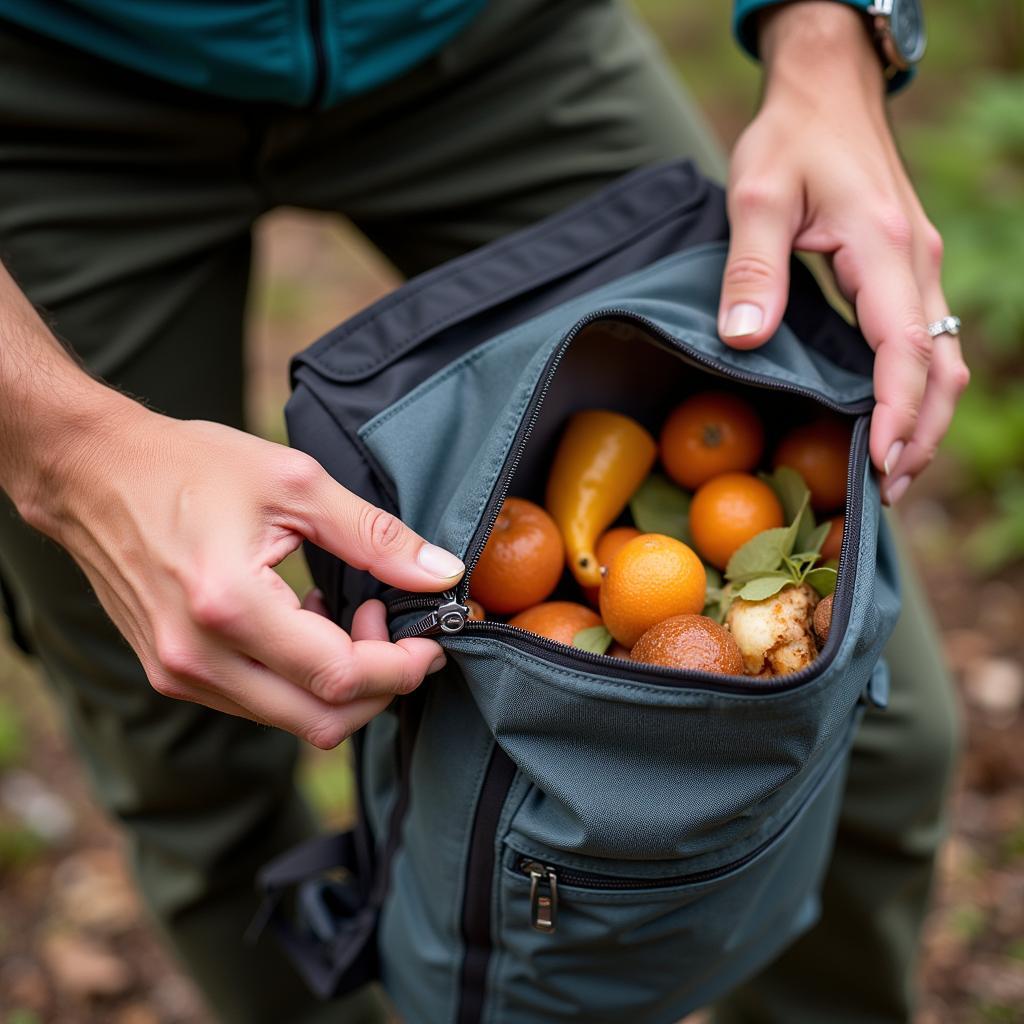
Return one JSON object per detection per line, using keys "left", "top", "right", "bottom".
{"left": 718, "top": 1, "right": 968, "bottom": 504}
{"left": 18, "top": 395, "right": 464, "bottom": 749}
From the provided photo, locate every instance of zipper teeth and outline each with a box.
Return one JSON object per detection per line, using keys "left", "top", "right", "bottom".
{"left": 517, "top": 828, "right": 771, "bottom": 890}
{"left": 390, "top": 422, "right": 868, "bottom": 695}
{"left": 388, "top": 310, "right": 872, "bottom": 691}
{"left": 457, "top": 309, "right": 869, "bottom": 602}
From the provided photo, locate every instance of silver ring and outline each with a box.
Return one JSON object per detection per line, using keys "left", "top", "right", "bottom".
{"left": 927, "top": 315, "right": 961, "bottom": 338}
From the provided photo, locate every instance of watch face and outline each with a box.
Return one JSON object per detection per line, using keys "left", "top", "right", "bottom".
{"left": 891, "top": 0, "right": 927, "bottom": 64}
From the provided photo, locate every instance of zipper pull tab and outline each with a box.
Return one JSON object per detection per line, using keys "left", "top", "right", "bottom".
{"left": 525, "top": 861, "right": 558, "bottom": 933}
{"left": 392, "top": 593, "right": 469, "bottom": 640}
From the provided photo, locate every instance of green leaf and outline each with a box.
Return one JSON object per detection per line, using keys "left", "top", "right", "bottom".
{"left": 702, "top": 586, "right": 733, "bottom": 624}
{"left": 806, "top": 567, "right": 838, "bottom": 597}
{"left": 784, "top": 490, "right": 814, "bottom": 555}
{"left": 802, "top": 521, "right": 831, "bottom": 557}
{"left": 573, "top": 625, "right": 613, "bottom": 655}
{"left": 762, "top": 465, "right": 811, "bottom": 523}
{"left": 629, "top": 474, "right": 692, "bottom": 544}
{"left": 725, "top": 527, "right": 791, "bottom": 580}
{"left": 735, "top": 576, "right": 792, "bottom": 602}
{"left": 704, "top": 565, "right": 723, "bottom": 590}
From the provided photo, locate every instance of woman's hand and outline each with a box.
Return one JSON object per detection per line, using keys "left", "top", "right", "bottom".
{"left": 718, "top": 1, "right": 968, "bottom": 504}
{"left": 20, "top": 395, "right": 464, "bottom": 748}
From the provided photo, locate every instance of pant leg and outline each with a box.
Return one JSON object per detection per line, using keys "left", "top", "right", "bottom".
{"left": 272, "top": 1, "right": 958, "bottom": 1018}
{"left": 0, "top": 26, "right": 386, "bottom": 1024}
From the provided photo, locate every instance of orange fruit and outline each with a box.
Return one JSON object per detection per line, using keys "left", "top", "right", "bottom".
{"left": 773, "top": 418, "right": 852, "bottom": 513}
{"left": 659, "top": 392, "right": 764, "bottom": 490}
{"left": 689, "top": 472, "right": 784, "bottom": 570}
{"left": 470, "top": 497, "right": 564, "bottom": 615}
{"left": 820, "top": 515, "right": 843, "bottom": 562}
{"left": 631, "top": 614, "right": 744, "bottom": 675}
{"left": 582, "top": 525, "right": 642, "bottom": 606}
{"left": 508, "top": 601, "right": 603, "bottom": 646}
{"left": 599, "top": 533, "right": 706, "bottom": 648}
{"left": 466, "top": 599, "right": 486, "bottom": 621}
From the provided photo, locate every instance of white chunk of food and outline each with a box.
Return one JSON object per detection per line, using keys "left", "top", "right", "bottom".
{"left": 725, "top": 582, "right": 820, "bottom": 677}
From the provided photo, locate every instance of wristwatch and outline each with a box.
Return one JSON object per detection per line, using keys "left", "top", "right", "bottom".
{"left": 867, "top": 0, "right": 926, "bottom": 76}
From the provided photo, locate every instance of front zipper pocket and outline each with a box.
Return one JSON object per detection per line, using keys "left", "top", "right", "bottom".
{"left": 482, "top": 714, "right": 858, "bottom": 1024}
{"left": 388, "top": 307, "right": 871, "bottom": 696}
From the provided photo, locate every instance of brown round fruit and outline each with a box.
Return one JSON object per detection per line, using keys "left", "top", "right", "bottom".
{"left": 631, "top": 614, "right": 744, "bottom": 675}
{"left": 813, "top": 593, "right": 834, "bottom": 647}
{"left": 507, "top": 601, "right": 603, "bottom": 646}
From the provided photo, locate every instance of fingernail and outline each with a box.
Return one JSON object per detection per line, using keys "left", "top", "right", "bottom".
{"left": 417, "top": 543, "right": 465, "bottom": 580}
{"left": 884, "top": 440, "right": 905, "bottom": 478}
{"left": 427, "top": 656, "right": 447, "bottom": 675}
{"left": 886, "top": 475, "right": 911, "bottom": 506}
{"left": 722, "top": 303, "right": 763, "bottom": 339}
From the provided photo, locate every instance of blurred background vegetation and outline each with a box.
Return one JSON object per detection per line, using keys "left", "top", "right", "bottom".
{"left": 0, "top": 2, "right": 1022, "bottom": 1022}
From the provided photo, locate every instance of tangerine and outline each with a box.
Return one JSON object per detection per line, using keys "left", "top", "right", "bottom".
{"left": 660, "top": 392, "right": 765, "bottom": 489}
{"left": 631, "top": 614, "right": 744, "bottom": 675}
{"left": 507, "top": 601, "right": 602, "bottom": 646}
{"left": 465, "top": 599, "right": 486, "bottom": 621}
{"left": 470, "top": 497, "right": 564, "bottom": 615}
{"left": 773, "top": 418, "right": 852, "bottom": 512}
{"left": 599, "top": 533, "right": 706, "bottom": 648}
{"left": 583, "top": 525, "right": 642, "bottom": 606}
{"left": 689, "top": 472, "right": 784, "bottom": 570}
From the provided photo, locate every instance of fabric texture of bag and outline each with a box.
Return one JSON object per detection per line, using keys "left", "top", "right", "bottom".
{"left": 255, "top": 160, "right": 900, "bottom": 1024}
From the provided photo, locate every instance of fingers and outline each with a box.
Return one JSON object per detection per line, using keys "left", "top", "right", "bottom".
{"left": 187, "top": 569, "right": 444, "bottom": 703}
{"left": 719, "top": 177, "right": 799, "bottom": 348}
{"left": 885, "top": 298, "right": 969, "bottom": 497}
{"left": 279, "top": 455, "right": 464, "bottom": 593}
{"left": 854, "top": 265, "right": 932, "bottom": 487}
{"left": 175, "top": 653, "right": 393, "bottom": 750}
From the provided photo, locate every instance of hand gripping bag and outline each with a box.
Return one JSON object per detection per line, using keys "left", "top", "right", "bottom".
{"left": 254, "top": 160, "right": 900, "bottom": 1024}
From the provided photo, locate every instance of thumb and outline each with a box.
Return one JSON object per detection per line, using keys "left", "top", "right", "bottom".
{"left": 295, "top": 464, "right": 465, "bottom": 593}
{"left": 718, "top": 183, "right": 796, "bottom": 349}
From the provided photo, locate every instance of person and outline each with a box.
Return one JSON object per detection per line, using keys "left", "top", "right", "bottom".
{"left": 0, "top": 1, "right": 962, "bottom": 1021}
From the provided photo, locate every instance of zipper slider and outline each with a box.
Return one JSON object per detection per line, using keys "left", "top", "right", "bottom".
{"left": 525, "top": 860, "right": 558, "bottom": 933}
{"left": 391, "top": 592, "right": 469, "bottom": 640}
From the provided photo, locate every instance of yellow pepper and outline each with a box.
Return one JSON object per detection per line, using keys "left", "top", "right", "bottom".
{"left": 545, "top": 410, "right": 656, "bottom": 588}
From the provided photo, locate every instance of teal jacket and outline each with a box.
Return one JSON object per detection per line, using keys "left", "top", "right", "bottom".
{"left": 0, "top": 1, "right": 873, "bottom": 108}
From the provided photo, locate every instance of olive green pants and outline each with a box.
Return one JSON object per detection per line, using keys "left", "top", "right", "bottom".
{"left": 0, "top": 2, "right": 957, "bottom": 1022}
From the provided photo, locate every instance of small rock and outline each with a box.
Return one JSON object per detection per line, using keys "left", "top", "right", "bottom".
{"left": 113, "top": 1003, "right": 161, "bottom": 1024}
{"left": 964, "top": 657, "right": 1024, "bottom": 724}
{"left": 151, "top": 975, "right": 207, "bottom": 1022}
{"left": 53, "top": 848, "right": 140, "bottom": 935}
{"left": 943, "top": 628, "right": 991, "bottom": 673}
{"left": 0, "top": 771, "right": 75, "bottom": 842}
{"left": 0, "top": 956, "right": 51, "bottom": 1010}
{"left": 42, "top": 932, "right": 133, "bottom": 999}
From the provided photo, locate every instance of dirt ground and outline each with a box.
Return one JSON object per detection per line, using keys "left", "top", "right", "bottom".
{"left": 0, "top": 212, "right": 1021, "bottom": 1024}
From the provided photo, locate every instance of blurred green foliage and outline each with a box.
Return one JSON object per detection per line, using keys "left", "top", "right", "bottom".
{"left": 907, "top": 68, "right": 1024, "bottom": 571}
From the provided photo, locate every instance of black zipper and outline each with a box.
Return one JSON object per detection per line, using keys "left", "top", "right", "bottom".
{"left": 517, "top": 825, "right": 774, "bottom": 935}
{"left": 306, "top": 0, "right": 327, "bottom": 108}
{"left": 389, "top": 309, "right": 871, "bottom": 695}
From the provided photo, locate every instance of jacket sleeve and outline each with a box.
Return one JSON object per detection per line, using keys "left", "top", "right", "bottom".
{"left": 732, "top": 0, "right": 914, "bottom": 92}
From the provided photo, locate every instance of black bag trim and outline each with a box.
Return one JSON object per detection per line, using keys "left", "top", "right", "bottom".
{"left": 249, "top": 691, "right": 425, "bottom": 999}
{"left": 294, "top": 162, "right": 709, "bottom": 384}
{"left": 457, "top": 744, "right": 519, "bottom": 1024}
